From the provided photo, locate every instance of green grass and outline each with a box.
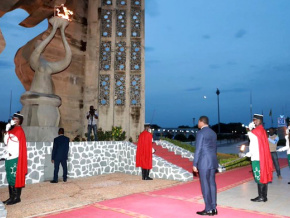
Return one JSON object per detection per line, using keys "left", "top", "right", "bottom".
{"left": 160, "top": 137, "right": 195, "bottom": 153}
{"left": 161, "top": 137, "right": 251, "bottom": 170}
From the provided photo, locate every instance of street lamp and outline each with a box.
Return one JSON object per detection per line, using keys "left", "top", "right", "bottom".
{"left": 192, "top": 117, "right": 195, "bottom": 127}
{"left": 216, "top": 88, "right": 220, "bottom": 134}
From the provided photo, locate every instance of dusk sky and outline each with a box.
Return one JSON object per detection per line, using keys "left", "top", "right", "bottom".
{"left": 1, "top": 0, "right": 290, "bottom": 128}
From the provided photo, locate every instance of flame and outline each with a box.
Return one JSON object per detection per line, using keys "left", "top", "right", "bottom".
{"left": 240, "top": 144, "right": 245, "bottom": 152}
{"left": 55, "top": 4, "right": 73, "bottom": 21}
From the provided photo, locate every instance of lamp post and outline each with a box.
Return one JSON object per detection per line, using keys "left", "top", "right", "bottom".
{"left": 216, "top": 88, "right": 220, "bottom": 134}
{"left": 192, "top": 117, "right": 195, "bottom": 127}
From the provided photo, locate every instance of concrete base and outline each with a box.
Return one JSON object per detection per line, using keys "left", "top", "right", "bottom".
{"left": 23, "top": 126, "right": 59, "bottom": 142}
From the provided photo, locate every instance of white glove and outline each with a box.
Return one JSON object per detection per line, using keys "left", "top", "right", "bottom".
{"left": 5, "top": 123, "right": 11, "bottom": 131}
{"left": 245, "top": 152, "right": 251, "bottom": 157}
{"left": 152, "top": 148, "right": 156, "bottom": 154}
{"left": 10, "top": 119, "right": 16, "bottom": 126}
{"left": 239, "top": 153, "right": 246, "bottom": 158}
{"left": 0, "top": 150, "right": 9, "bottom": 160}
{"left": 248, "top": 122, "right": 255, "bottom": 131}
{"left": 286, "top": 129, "right": 289, "bottom": 135}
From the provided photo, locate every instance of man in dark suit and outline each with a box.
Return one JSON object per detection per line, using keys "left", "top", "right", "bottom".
{"left": 193, "top": 116, "right": 218, "bottom": 216}
{"left": 50, "top": 128, "right": 70, "bottom": 183}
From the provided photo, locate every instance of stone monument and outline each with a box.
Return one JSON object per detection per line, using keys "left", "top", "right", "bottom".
{"left": 21, "top": 16, "right": 72, "bottom": 142}
{"left": 1, "top": 0, "right": 145, "bottom": 141}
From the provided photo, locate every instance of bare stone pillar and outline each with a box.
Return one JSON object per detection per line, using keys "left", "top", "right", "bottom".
{"left": 82, "top": 0, "right": 101, "bottom": 137}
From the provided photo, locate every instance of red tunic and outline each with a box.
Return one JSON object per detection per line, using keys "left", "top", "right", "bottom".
{"left": 8, "top": 126, "right": 28, "bottom": 188}
{"left": 136, "top": 131, "right": 153, "bottom": 169}
{"left": 252, "top": 125, "right": 273, "bottom": 184}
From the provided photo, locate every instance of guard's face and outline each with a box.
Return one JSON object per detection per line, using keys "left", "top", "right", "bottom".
{"left": 12, "top": 117, "right": 19, "bottom": 126}
{"left": 253, "top": 118, "right": 262, "bottom": 127}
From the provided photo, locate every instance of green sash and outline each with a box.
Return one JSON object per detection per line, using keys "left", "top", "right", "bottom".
{"left": 5, "top": 158, "right": 18, "bottom": 186}
{"left": 251, "top": 161, "right": 261, "bottom": 184}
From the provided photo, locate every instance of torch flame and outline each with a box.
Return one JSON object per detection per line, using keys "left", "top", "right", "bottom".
{"left": 55, "top": 4, "right": 73, "bottom": 21}
{"left": 240, "top": 144, "right": 245, "bottom": 152}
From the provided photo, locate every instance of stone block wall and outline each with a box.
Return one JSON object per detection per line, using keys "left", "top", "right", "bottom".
{"left": 0, "top": 141, "right": 193, "bottom": 187}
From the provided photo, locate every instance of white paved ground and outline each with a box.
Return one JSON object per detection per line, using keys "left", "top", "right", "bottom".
{"left": 214, "top": 167, "right": 290, "bottom": 217}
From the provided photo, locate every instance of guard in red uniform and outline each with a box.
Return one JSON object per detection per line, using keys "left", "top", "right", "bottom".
{"left": 136, "top": 124, "right": 153, "bottom": 180}
{"left": 2, "top": 113, "right": 27, "bottom": 205}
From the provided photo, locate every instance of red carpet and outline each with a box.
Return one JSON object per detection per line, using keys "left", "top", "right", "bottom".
{"left": 152, "top": 143, "right": 193, "bottom": 172}
{"left": 38, "top": 159, "right": 289, "bottom": 218}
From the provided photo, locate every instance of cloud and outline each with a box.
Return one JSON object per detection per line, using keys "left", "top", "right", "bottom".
{"left": 145, "top": 46, "right": 155, "bottom": 52}
{"left": 272, "top": 64, "right": 290, "bottom": 72}
{"left": 146, "top": 59, "right": 160, "bottom": 67}
{"left": 209, "top": 64, "right": 220, "bottom": 69}
{"left": 0, "top": 60, "right": 14, "bottom": 69}
{"left": 226, "top": 61, "right": 237, "bottom": 66}
{"left": 235, "top": 29, "right": 247, "bottom": 38}
{"left": 222, "top": 88, "right": 249, "bottom": 93}
{"left": 202, "top": 35, "right": 211, "bottom": 39}
{"left": 185, "top": 87, "right": 202, "bottom": 92}
{"left": 145, "top": 0, "right": 160, "bottom": 17}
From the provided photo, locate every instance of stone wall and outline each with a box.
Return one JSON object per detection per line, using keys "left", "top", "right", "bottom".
{"left": 0, "top": 141, "right": 193, "bottom": 187}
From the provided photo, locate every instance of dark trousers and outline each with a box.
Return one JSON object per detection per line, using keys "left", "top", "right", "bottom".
{"left": 88, "top": 125, "right": 97, "bottom": 141}
{"left": 53, "top": 159, "right": 67, "bottom": 181}
{"left": 271, "top": 152, "right": 281, "bottom": 177}
{"left": 198, "top": 168, "right": 217, "bottom": 211}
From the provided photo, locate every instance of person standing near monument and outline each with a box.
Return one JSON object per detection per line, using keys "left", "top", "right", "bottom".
{"left": 268, "top": 127, "right": 282, "bottom": 179}
{"left": 2, "top": 112, "right": 27, "bottom": 205}
{"left": 277, "top": 125, "right": 290, "bottom": 184}
{"left": 86, "top": 105, "right": 98, "bottom": 141}
{"left": 136, "top": 124, "right": 153, "bottom": 180}
{"left": 246, "top": 114, "right": 273, "bottom": 202}
{"left": 50, "top": 128, "right": 70, "bottom": 183}
{"left": 193, "top": 116, "right": 218, "bottom": 216}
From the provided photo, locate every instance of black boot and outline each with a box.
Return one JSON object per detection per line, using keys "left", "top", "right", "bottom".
{"left": 142, "top": 169, "right": 146, "bottom": 180}
{"left": 251, "top": 184, "right": 266, "bottom": 202}
{"left": 7, "top": 186, "right": 22, "bottom": 205}
{"left": 145, "top": 169, "right": 153, "bottom": 180}
{"left": 251, "top": 184, "right": 263, "bottom": 202}
{"left": 3, "top": 185, "right": 13, "bottom": 204}
{"left": 262, "top": 184, "right": 268, "bottom": 202}
{"left": 6, "top": 186, "right": 17, "bottom": 205}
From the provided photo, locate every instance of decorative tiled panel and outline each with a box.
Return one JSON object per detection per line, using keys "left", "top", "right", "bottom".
{"left": 115, "top": 42, "right": 126, "bottom": 71}
{"left": 116, "top": 10, "right": 127, "bottom": 37}
{"left": 130, "top": 74, "right": 141, "bottom": 106}
{"left": 99, "top": 74, "right": 110, "bottom": 105}
{"left": 102, "top": 0, "right": 113, "bottom": 6}
{"left": 100, "top": 41, "right": 111, "bottom": 71}
{"left": 117, "top": 0, "right": 127, "bottom": 6}
{"left": 131, "top": 9, "right": 141, "bottom": 37}
{"left": 101, "top": 10, "right": 112, "bottom": 37}
{"left": 131, "top": 0, "right": 141, "bottom": 7}
{"left": 130, "top": 41, "right": 141, "bottom": 70}
{"left": 115, "top": 74, "right": 126, "bottom": 105}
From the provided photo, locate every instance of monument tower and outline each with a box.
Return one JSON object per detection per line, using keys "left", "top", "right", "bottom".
{"left": 0, "top": 0, "right": 145, "bottom": 141}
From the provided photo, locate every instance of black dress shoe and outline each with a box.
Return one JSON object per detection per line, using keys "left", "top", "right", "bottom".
{"left": 145, "top": 177, "right": 153, "bottom": 180}
{"left": 288, "top": 182, "right": 290, "bottom": 184}
{"left": 63, "top": 179, "right": 67, "bottom": 182}
{"left": 212, "top": 209, "right": 218, "bottom": 215}
{"left": 250, "top": 196, "right": 260, "bottom": 201}
{"left": 50, "top": 180, "right": 58, "bottom": 183}
{"left": 196, "top": 210, "right": 213, "bottom": 216}
{"left": 251, "top": 197, "right": 267, "bottom": 202}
